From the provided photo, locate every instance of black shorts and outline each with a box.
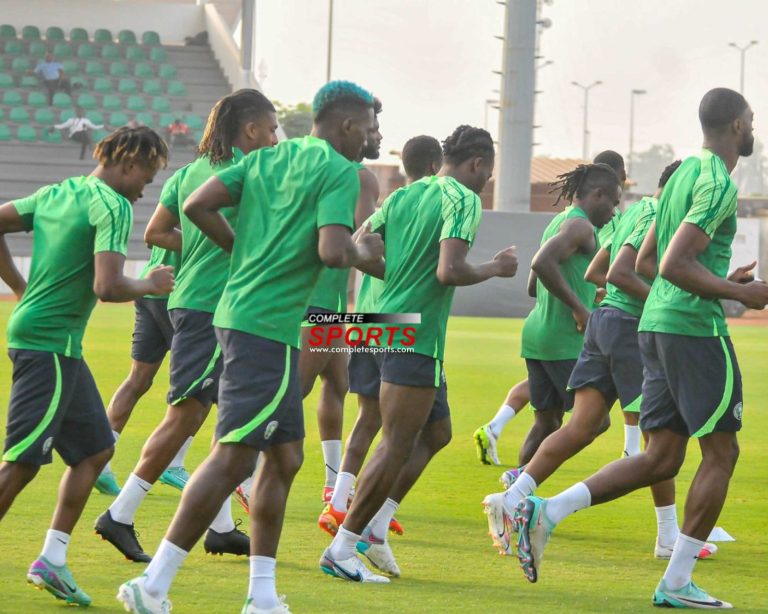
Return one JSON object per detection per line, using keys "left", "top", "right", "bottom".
{"left": 301, "top": 305, "right": 336, "bottom": 328}
{"left": 214, "top": 328, "right": 304, "bottom": 451}
{"left": 567, "top": 307, "right": 643, "bottom": 411}
{"left": 3, "top": 350, "right": 113, "bottom": 466}
{"left": 167, "top": 309, "right": 222, "bottom": 406}
{"left": 348, "top": 349, "right": 381, "bottom": 398}
{"left": 131, "top": 297, "right": 173, "bottom": 364}
{"left": 376, "top": 352, "right": 449, "bottom": 423}
{"left": 526, "top": 358, "right": 576, "bottom": 412}
{"left": 638, "top": 332, "right": 743, "bottom": 437}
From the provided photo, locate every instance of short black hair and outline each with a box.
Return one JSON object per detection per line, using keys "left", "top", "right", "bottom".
{"left": 658, "top": 160, "right": 682, "bottom": 188}
{"left": 312, "top": 80, "right": 374, "bottom": 123}
{"left": 699, "top": 88, "right": 749, "bottom": 131}
{"left": 549, "top": 163, "right": 620, "bottom": 207}
{"left": 402, "top": 135, "right": 442, "bottom": 180}
{"left": 593, "top": 150, "right": 625, "bottom": 176}
{"left": 442, "top": 125, "right": 494, "bottom": 165}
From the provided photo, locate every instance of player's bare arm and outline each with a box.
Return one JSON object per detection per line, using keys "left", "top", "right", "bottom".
{"left": 607, "top": 244, "right": 651, "bottom": 302}
{"left": 144, "top": 204, "right": 182, "bottom": 252}
{"left": 635, "top": 221, "right": 657, "bottom": 279}
{"left": 0, "top": 203, "right": 28, "bottom": 298}
{"left": 183, "top": 176, "right": 236, "bottom": 253}
{"left": 437, "top": 238, "right": 517, "bottom": 287}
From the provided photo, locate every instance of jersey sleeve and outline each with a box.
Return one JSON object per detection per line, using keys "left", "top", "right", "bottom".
{"left": 159, "top": 169, "right": 182, "bottom": 218}
{"left": 625, "top": 203, "right": 656, "bottom": 250}
{"left": 89, "top": 190, "right": 133, "bottom": 255}
{"left": 685, "top": 170, "right": 737, "bottom": 239}
{"left": 439, "top": 182, "right": 482, "bottom": 243}
{"left": 12, "top": 187, "right": 45, "bottom": 231}
{"left": 316, "top": 159, "right": 358, "bottom": 229}
{"left": 216, "top": 153, "right": 250, "bottom": 204}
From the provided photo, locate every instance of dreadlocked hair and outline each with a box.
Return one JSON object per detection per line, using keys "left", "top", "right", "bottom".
{"left": 199, "top": 89, "right": 275, "bottom": 164}
{"left": 94, "top": 126, "right": 168, "bottom": 170}
{"left": 442, "top": 125, "right": 494, "bottom": 165}
{"left": 548, "top": 163, "right": 619, "bottom": 207}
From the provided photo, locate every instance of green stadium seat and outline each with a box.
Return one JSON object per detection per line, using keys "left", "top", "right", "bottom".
{"left": 34, "top": 108, "right": 56, "bottom": 124}
{"left": 134, "top": 62, "right": 154, "bottom": 78}
{"left": 158, "top": 63, "right": 176, "bottom": 79}
{"left": 85, "top": 60, "right": 105, "bottom": 76}
{"left": 125, "top": 46, "right": 145, "bottom": 62}
{"left": 142, "top": 79, "right": 162, "bottom": 96}
{"left": 159, "top": 113, "right": 175, "bottom": 127}
{"left": 166, "top": 80, "right": 187, "bottom": 96}
{"left": 101, "top": 44, "right": 121, "bottom": 60}
{"left": 41, "top": 127, "right": 62, "bottom": 143}
{"left": 109, "top": 62, "right": 129, "bottom": 77}
{"left": 52, "top": 91, "right": 72, "bottom": 108}
{"left": 2, "top": 90, "right": 23, "bottom": 105}
{"left": 151, "top": 97, "right": 171, "bottom": 113}
{"left": 0, "top": 108, "right": 5, "bottom": 121}
{"left": 10, "top": 107, "right": 30, "bottom": 123}
{"left": 149, "top": 47, "right": 168, "bottom": 62}
{"left": 76, "top": 43, "right": 97, "bottom": 59}
{"left": 0, "top": 124, "right": 11, "bottom": 141}
{"left": 93, "top": 77, "right": 112, "bottom": 93}
{"left": 29, "top": 40, "right": 47, "bottom": 57}
{"left": 11, "top": 57, "right": 32, "bottom": 72}
{"left": 118, "top": 78, "right": 138, "bottom": 94}
{"left": 70, "top": 76, "right": 87, "bottom": 89}
{"left": 89, "top": 110, "right": 104, "bottom": 124}
{"left": 27, "top": 91, "right": 48, "bottom": 108}
{"left": 109, "top": 111, "right": 129, "bottom": 126}
{"left": 0, "top": 24, "right": 17, "bottom": 40}
{"left": 185, "top": 114, "right": 204, "bottom": 130}
{"left": 102, "top": 94, "right": 121, "bottom": 111}
{"left": 135, "top": 112, "right": 154, "bottom": 127}
{"left": 62, "top": 59, "right": 79, "bottom": 75}
{"left": 126, "top": 95, "right": 147, "bottom": 111}
{"left": 118, "top": 30, "right": 137, "bottom": 45}
{"left": 4, "top": 41, "right": 23, "bottom": 55}
{"left": 52, "top": 42, "right": 72, "bottom": 58}
{"left": 20, "top": 75, "right": 38, "bottom": 87}
{"left": 70, "top": 28, "right": 89, "bottom": 43}
{"left": 142, "top": 31, "right": 161, "bottom": 46}
{"left": 59, "top": 109, "right": 75, "bottom": 122}
{"left": 0, "top": 73, "right": 14, "bottom": 88}
{"left": 22, "top": 26, "right": 41, "bottom": 40}
{"left": 0, "top": 56, "right": 4, "bottom": 70}
{"left": 76, "top": 93, "right": 97, "bottom": 110}
{"left": 46, "top": 26, "right": 65, "bottom": 41}
{"left": 94, "top": 29, "right": 112, "bottom": 44}
{"left": 17, "top": 126, "right": 37, "bottom": 142}
{"left": 92, "top": 128, "right": 108, "bottom": 142}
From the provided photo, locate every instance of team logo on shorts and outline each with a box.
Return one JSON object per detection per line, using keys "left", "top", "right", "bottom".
{"left": 733, "top": 402, "right": 743, "bottom": 421}
{"left": 264, "top": 420, "right": 279, "bottom": 440}
{"left": 42, "top": 436, "right": 54, "bottom": 455}
{"left": 202, "top": 378, "right": 214, "bottom": 389}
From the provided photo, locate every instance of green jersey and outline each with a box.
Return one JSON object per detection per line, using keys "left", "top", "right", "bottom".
{"left": 163, "top": 150, "right": 242, "bottom": 313}
{"left": 213, "top": 136, "right": 358, "bottom": 348}
{"left": 368, "top": 175, "right": 482, "bottom": 361}
{"left": 639, "top": 149, "right": 737, "bottom": 337}
{"left": 139, "top": 246, "right": 178, "bottom": 300}
{"left": 521, "top": 206, "right": 598, "bottom": 360}
{"left": 7, "top": 176, "right": 133, "bottom": 358}
{"left": 600, "top": 196, "right": 657, "bottom": 318}
{"left": 598, "top": 207, "right": 622, "bottom": 247}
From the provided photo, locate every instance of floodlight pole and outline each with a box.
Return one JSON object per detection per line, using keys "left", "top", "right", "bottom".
{"left": 628, "top": 88, "right": 646, "bottom": 178}
{"left": 572, "top": 80, "right": 602, "bottom": 160}
{"left": 326, "top": 0, "right": 334, "bottom": 82}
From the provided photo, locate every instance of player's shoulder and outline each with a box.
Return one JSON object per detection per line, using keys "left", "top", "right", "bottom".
{"left": 437, "top": 175, "right": 478, "bottom": 206}
{"left": 694, "top": 150, "right": 735, "bottom": 193}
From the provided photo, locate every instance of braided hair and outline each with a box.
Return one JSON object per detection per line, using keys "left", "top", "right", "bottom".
{"left": 442, "top": 125, "right": 494, "bottom": 165}
{"left": 198, "top": 89, "right": 275, "bottom": 164}
{"left": 548, "top": 163, "right": 620, "bottom": 207}
{"left": 94, "top": 126, "right": 168, "bottom": 170}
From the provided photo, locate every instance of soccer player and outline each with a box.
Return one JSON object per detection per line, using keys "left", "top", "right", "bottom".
{"left": 94, "top": 244, "right": 180, "bottom": 496}
{"left": 473, "top": 380, "right": 530, "bottom": 466}
{"left": 320, "top": 125, "right": 519, "bottom": 583}
{"left": 319, "top": 135, "right": 444, "bottom": 549}
{"left": 95, "top": 90, "right": 278, "bottom": 562}
{"left": 512, "top": 88, "right": 768, "bottom": 609}
{"left": 0, "top": 127, "right": 173, "bottom": 606}
{"left": 117, "top": 80, "right": 381, "bottom": 614}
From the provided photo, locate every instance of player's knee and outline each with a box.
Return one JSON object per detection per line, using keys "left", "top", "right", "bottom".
{"left": 129, "top": 366, "right": 156, "bottom": 396}
{"left": 86, "top": 445, "right": 114, "bottom": 470}
{"left": 425, "top": 419, "right": 452, "bottom": 452}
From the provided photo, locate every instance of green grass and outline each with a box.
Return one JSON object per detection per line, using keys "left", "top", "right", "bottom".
{"left": 0, "top": 303, "right": 766, "bottom": 613}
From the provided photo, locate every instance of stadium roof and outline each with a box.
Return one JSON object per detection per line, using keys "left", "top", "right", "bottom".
{"left": 530, "top": 157, "right": 587, "bottom": 184}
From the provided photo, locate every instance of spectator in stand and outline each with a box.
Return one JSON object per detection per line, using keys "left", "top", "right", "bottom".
{"left": 165, "top": 118, "right": 193, "bottom": 148}
{"left": 52, "top": 107, "right": 105, "bottom": 160}
{"left": 33, "top": 52, "right": 71, "bottom": 106}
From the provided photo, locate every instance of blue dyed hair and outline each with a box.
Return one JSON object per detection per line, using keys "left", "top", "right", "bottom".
{"left": 312, "top": 80, "right": 374, "bottom": 121}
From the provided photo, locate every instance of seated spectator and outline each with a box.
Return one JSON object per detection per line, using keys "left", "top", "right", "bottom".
{"left": 165, "top": 118, "right": 193, "bottom": 148}
{"left": 51, "top": 107, "right": 104, "bottom": 160}
{"left": 33, "top": 52, "right": 71, "bottom": 106}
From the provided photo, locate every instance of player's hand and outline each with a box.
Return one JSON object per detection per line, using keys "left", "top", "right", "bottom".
{"left": 493, "top": 246, "right": 518, "bottom": 278}
{"left": 147, "top": 265, "right": 175, "bottom": 295}
{"left": 728, "top": 260, "right": 757, "bottom": 284}
{"left": 572, "top": 306, "right": 590, "bottom": 333}
{"left": 594, "top": 287, "right": 607, "bottom": 304}
{"left": 355, "top": 223, "right": 384, "bottom": 263}
{"left": 736, "top": 279, "right": 768, "bottom": 310}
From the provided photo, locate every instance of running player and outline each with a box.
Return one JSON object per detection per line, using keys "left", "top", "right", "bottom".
{"left": 320, "top": 125, "right": 519, "bottom": 583}
{"left": 94, "top": 244, "right": 180, "bottom": 496}
{"left": 95, "top": 90, "right": 278, "bottom": 562}
{"left": 117, "top": 80, "right": 380, "bottom": 614}
{"left": 0, "top": 127, "right": 173, "bottom": 606}
{"left": 473, "top": 380, "right": 530, "bottom": 466}
{"left": 319, "top": 135, "right": 444, "bottom": 545}
{"left": 512, "top": 88, "right": 768, "bottom": 609}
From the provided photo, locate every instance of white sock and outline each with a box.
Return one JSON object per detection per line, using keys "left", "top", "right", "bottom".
{"left": 545, "top": 482, "right": 592, "bottom": 525}
{"left": 503, "top": 471, "right": 537, "bottom": 510}
{"left": 40, "top": 529, "right": 69, "bottom": 567}
{"left": 143, "top": 539, "right": 188, "bottom": 600}
{"left": 328, "top": 526, "right": 360, "bottom": 561}
{"left": 248, "top": 556, "right": 280, "bottom": 610}
{"left": 102, "top": 430, "right": 120, "bottom": 475}
{"left": 209, "top": 496, "right": 236, "bottom": 534}
{"left": 623, "top": 424, "right": 641, "bottom": 456}
{"left": 488, "top": 404, "right": 517, "bottom": 438}
{"left": 662, "top": 533, "right": 703, "bottom": 590}
{"left": 330, "top": 472, "right": 355, "bottom": 512}
{"left": 368, "top": 498, "right": 398, "bottom": 539}
{"left": 655, "top": 504, "right": 679, "bottom": 547}
{"left": 109, "top": 473, "right": 152, "bottom": 524}
{"left": 240, "top": 475, "right": 254, "bottom": 496}
{"left": 321, "top": 440, "right": 342, "bottom": 488}
{"left": 169, "top": 436, "right": 193, "bottom": 469}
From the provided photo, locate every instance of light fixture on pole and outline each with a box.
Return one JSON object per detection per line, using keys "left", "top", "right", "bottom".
{"left": 572, "top": 80, "right": 602, "bottom": 160}
{"left": 628, "top": 88, "right": 646, "bottom": 179}
{"left": 728, "top": 40, "right": 758, "bottom": 93}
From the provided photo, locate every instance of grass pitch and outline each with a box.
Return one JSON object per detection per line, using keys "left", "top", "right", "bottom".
{"left": 0, "top": 303, "right": 766, "bottom": 613}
